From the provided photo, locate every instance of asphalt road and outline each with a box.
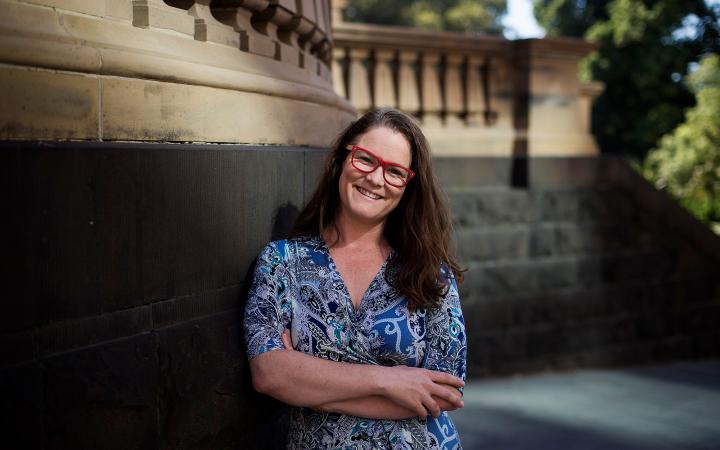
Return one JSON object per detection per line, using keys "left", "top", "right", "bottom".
{"left": 451, "top": 359, "right": 720, "bottom": 450}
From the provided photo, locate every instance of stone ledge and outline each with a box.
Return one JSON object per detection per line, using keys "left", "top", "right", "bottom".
{"left": 0, "top": 65, "right": 352, "bottom": 144}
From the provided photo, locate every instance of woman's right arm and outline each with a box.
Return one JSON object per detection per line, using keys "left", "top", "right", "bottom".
{"left": 249, "top": 346, "right": 464, "bottom": 419}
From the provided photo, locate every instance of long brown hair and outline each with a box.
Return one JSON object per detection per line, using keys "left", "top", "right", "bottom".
{"left": 291, "top": 108, "right": 464, "bottom": 311}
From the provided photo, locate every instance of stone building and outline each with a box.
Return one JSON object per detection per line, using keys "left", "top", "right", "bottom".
{"left": 1, "top": 1, "right": 719, "bottom": 448}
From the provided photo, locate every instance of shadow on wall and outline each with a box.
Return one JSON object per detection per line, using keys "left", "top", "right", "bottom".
{"left": 236, "top": 202, "right": 299, "bottom": 449}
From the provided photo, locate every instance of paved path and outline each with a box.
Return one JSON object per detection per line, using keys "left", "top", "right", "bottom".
{"left": 451, "top": 359, "right": 720, "bottom": 450}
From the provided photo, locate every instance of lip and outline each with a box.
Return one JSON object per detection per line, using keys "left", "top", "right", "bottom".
{"left": 354, "top": 185, "right": 383, "bottom": 200}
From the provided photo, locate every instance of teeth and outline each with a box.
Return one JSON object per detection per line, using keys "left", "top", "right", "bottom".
{"left": 356, "top": 186, "right": 381, "bottom": 200}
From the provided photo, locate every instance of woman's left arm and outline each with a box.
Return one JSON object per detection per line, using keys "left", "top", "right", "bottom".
{"left": 420, "top": 272, "right": 467, "bottom": 391}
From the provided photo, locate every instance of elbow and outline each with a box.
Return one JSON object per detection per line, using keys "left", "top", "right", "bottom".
{"left": 249, "top": 355, "right": 281, "bottom": 396}
{"left": 251, "top": 371, "right": 277, "bottom": 395}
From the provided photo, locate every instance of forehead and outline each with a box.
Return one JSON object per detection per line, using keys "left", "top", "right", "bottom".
{"left": 355, "top": 126, "right": 412, "bottom": 167}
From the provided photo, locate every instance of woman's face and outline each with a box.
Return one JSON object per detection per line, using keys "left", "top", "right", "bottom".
{"left": 337, "top": 126, "right": 412, "bottom": 227}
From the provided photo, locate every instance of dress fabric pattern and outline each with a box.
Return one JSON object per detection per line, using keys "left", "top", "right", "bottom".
{"left": 244, "top": 236, "right": 467, "bottom": 449}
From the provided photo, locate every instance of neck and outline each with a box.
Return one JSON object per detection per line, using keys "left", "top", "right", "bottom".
{"left": 325, "top": 211, "right": 387, "bottom": 250}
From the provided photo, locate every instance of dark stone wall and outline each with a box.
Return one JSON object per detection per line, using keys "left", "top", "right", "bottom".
{"left": 2, "top": 144, "right": 719, "bottom": 448}
{"left": 1, "top": 141, "right": 328, "bottom": 449}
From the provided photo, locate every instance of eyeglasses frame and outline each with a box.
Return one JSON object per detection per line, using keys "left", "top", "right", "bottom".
{"left": 345, "top": 144, "right": 416, "bottom": 187}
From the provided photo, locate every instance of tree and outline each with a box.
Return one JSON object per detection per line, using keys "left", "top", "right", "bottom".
{"left": 534, "top": 0, "right": 720, "bottom": 159}
{"left": 643, "top": 54, "right": 720, "bottom": 229}
{"left": 535, "top": 0, "right": 611, "bottom": 37}
{"left": 343, "top": 0, "right": 507, "bottom": 34}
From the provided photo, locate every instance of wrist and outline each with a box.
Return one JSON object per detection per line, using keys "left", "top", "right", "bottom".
{"left": 371, "top": 365, "right": 390, "bottom": 397}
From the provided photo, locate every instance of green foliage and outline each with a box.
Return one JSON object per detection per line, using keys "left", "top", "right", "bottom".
{"left": 343, "top": 0, "right": 507, "bottom": 34}
{"left": 643, "top": 54, "right": 720, "bottom": 228}
{"left": 534, "top": 0, "right": 611, "bottom": 37}
{"left": 535, "top": 0, "right": 720, "bottom": 160}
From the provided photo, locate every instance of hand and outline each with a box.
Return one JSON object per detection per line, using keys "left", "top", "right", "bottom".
{"left": 380, "top": 366, "right": 464, "bottom": 420}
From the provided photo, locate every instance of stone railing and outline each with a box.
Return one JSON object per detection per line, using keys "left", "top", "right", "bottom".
{"left": 332, "top": 21, "right": 602, "bottom": 156}
{"left": 0, "top": 0, "right": 353, "bottom": 145}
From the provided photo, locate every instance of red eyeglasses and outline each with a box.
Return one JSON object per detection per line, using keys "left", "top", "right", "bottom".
{"left": 345, "top": 145, "right": 415, "bottom": 188}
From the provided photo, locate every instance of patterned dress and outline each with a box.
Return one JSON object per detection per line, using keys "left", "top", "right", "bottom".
{"left": 244, "top": 235, "right": 467, "bottom": 449}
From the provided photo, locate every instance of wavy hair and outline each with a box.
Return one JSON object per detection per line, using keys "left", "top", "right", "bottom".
{"left": 291, "top": 108, "right": 464, "bottom": 311}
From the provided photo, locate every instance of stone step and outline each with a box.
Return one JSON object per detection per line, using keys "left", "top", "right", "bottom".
{"left": 454, "top": 222, "right": 658, "bottom": 262}
{"left": 460, "top": 250, "right": 682, "bottom": 301}
{"left": 447, "top": 186, "right": 638, "bottom": 227}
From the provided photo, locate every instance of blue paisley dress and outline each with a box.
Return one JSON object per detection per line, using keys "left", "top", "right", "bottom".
{"left": 244, "top": 235, "right": 466, "bottom": 449}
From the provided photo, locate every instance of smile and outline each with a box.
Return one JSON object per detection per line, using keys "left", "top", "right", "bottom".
{"left": 355, "top": 186, "right": 383, "bottom": 200}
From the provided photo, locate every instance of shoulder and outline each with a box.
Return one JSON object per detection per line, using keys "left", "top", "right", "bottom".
{"left": 256, "top": 235, "right": 321, "bottom": 264}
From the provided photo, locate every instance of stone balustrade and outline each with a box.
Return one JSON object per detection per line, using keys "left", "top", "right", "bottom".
{"left": 0, "top": 0, "right": 353, "bottom": 145}
{"left": 332, "top": 21, "right": 602, "bottom": 156}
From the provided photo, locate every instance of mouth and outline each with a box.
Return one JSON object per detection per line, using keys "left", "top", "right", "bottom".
{"left": 355, "top": 185, "right": 383, "bottom": 200}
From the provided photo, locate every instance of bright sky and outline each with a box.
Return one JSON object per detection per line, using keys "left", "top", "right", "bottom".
{"left": 502, "top": 0, "right": 545, "bottom": 39}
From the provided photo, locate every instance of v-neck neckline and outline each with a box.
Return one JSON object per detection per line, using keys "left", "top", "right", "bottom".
{"left": 319, "top": 237, "right": 394, "bottom": 314}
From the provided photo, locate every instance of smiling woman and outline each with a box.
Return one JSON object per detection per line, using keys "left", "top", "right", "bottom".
{"left": 244, "top": 108, "right": 467, "bottom": 449}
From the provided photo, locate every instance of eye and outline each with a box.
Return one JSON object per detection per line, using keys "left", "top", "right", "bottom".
{"left": 387, "top": 167, "right": 408, "bottom": 179}
{"left": 354, "top": 150, "right": 377, "bottom": 166}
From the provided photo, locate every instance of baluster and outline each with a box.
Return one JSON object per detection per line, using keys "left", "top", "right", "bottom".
{"left": 421, "top": 52, "right": 442, "bottom": 127}
{"left": 373, "top": 50, "right": 396, "bottom": 108}
{"left": 212, "top": 1, "right": 277, "bottom": 59}
{"left": 398, "top": 50, "right": 420, "bottom": 116}
{"left": 466, "top": 55, "right": 484, "bottom": 127}
{"left": 443, "top": 54, "right": 464, "bottom": 127}
{"left": 332, "top": 47, "right": 347, "bottom": 98}
{"left": 348, "top": 48, "right": 372, "bottom": 113}
{"left": 489, "top": 57, "right": 513, "bottom": 130}
{"left": 132, "top": 0, "right": 195, "bottom": 36}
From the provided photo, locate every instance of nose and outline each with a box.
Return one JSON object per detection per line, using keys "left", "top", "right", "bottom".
{"left": 365, "top": 165, "right": 385, "bottom": 186}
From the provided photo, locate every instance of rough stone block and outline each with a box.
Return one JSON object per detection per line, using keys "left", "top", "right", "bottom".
{"left": 304, "top": 148, "right": 327, "bottom": 201}
{"left": 43, "top": 333, "right": 158, "bottom": 450}
{"left": 0, "top": 362, "right": 44, "bottom": 449}
{"left": 0, "top": 67, "right": 99, "bottom": 140}
{"left": 449, "top": 187, "right": 536, "bottom": 227}
{"left": 157, "top": 311, "right": 289, "bottom": 449}
{"left": 456, "top": 226, "right": 529, "bottom": 262}
{"left": 135, "top": 145, "right": 305, "bottom": 301}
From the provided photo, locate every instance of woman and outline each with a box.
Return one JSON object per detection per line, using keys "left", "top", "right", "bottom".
{"left": 244, "top": 108, "right": 467, "bottom": 449}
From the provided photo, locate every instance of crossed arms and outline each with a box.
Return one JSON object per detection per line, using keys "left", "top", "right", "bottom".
{"left": 249, "top": 330, "right": 465, "bottom": 420}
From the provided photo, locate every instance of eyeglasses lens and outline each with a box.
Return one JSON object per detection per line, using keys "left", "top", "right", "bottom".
{"left": 352, "top": 149, "right": 410, "bottom": 187}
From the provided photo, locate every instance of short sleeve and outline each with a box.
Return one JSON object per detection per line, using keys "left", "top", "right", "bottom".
{"left": 421, "top": 268, "right": 467, "bottom": 389}
{"left": 244, "top": 241, "right": 294, "bottom": 360}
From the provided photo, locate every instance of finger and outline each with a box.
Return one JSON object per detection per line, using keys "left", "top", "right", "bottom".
{"left": 414, "top": 402, "right": 427, "bottom": 421}
{"left": 429, "top": 371, "right": 464, "bottom": 388}
{"left": 430, "top": 384, "right": 463, "bottom": 408}
{"left": 422, "top": 395, "right": 441, "bottom": 419}
{"left": 435, "top": 396, "right": 459, "bottom": 412}
{"left": 281, "top": 329, "right": 293, "bottom": 349}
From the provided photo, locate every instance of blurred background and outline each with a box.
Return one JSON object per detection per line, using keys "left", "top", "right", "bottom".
{"left": 340, "top": 0, "right": 720, "bottom": 232}
{"left": 0, "top": 0, "right": 718, "bottom": 448}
